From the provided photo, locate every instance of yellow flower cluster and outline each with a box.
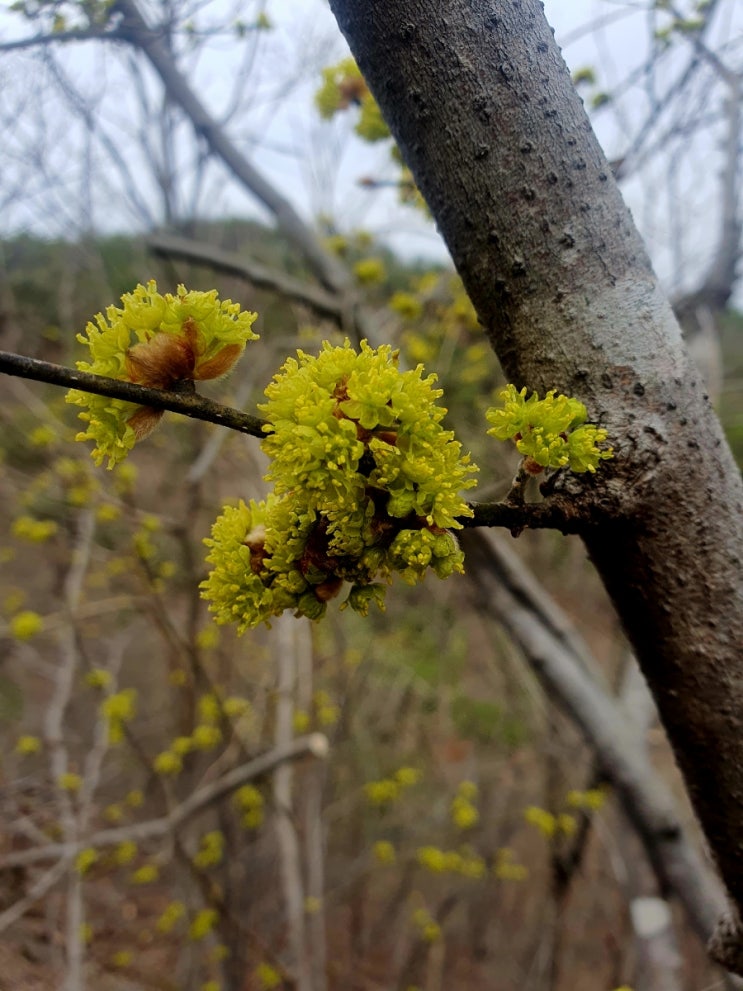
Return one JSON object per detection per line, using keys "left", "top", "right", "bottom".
{"left": 113, "top": 841, "right": 137, "bottom": 866}
{"left": 254, "top": 962, "right": 282, "bottom": 990}
{"left": 315, "top": 58, "right": 390, "bottom": 142}
{"left": 493, "top": 848, "right": 529, "bottom": 882}
{"left": 566, "top": 787, "right": 608, "bottom": 811}
{"left": 487, "top": 385, "right": 613, "bottom": 474}
{"left": 450, "top": 781, "right": 479, "bottom": 830}
{"left": 156, "top": 901, "right": 186, "bottom": 934}
{"left": 188, "top": 908, "right": 219, "bottom": 941}
{"left": 411, "top": 906, "right": 441, "bottom": 943}
{"left": 130, "top": 863, "right": 159, "bottom": 885}
{"left": 233, "top": 784, "right": 264, "bottom": 829}
{"left": 202, "top": 341, "right": 477, "bottom": 630}
{"left": 523, "top": 805, "right": 577, "bottom": 839}
{"left": 15, "top": 734, "right": 42, "bottom": 755}
{"left": 12, "top": 515, "right": 58, "bottom": 543}
{"left": 417, "top": 845, "right": 486, "bottom": 879}
{"left": 364, "top": 766, "right": 422, "bottom": 807}
{"left": 372, "top": 840, "right": 396, "bottom": 865}
{"left": 193, "top": 831, "right": 224, "bottom": 869}
{"left": 100, "top": 688, "right": 137, "bottom": 744}
{"left": 67, "top": 281, "right": 258, "bottom": 467}
{"left": 75, "top": 847, "right": 99, "bottom": 875}
{"left": 10, "top": 610, "right": 44, "bottom": 641}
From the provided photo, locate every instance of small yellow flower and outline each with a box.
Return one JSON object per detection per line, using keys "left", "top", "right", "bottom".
{"left": 417, "top": 846, "right": 447, "bottom": 874}
{"left": 451, "top": 794, "right": 479, "bottom": 830}
{"left": 191, "top": 724, "right": 222, "bottom": 751}
{"left": 84, "top": 668, "right": 112, "bottom": 689}
{"left": 79, "top": 922, "right": 93, "bottom": 944}
{"left": 156, "top": 901, "right": 186, "bottom": 933}
{"left": 458, "top": 852, "right": 486, "bottom": 879}
{"left": 12, "top": 516, "right": 58, "bottom": 543}
{"left": 565, "top": 787, "right": 607, "bottom": 811}
{"left": 172, "top": 735, "right": 194, "bottom": 756}
{"left": 457, "top": 780, "right": 478, "bottom": 800}
{"left": 113, "top": 841, "right": 137, "bottom": 865}
{"left": 125, "top": 789, "right": 143, "bottom": 807}
{"left": 10, "top": 611, "right": 43, "bottom": 641}
{"left": 373, "top": 840, "right": 396, "bottom": 865}
{"left": 557, "top": 813, "right": 578, "bottom": 836}
{"left": 353, "top": 258, "right": 386, "bottom": 285}
{"left": 130, "top": 864, "right": 159, "bottom": 885}
{"left": 394, "top": 766, "right": 422, "bottom": 788}
{"left": 293, "top": 710, "right": 311, "bottom": 733}
{"left": 58, "top": 772, "right": 82, "bottom": 793}
{"left": 240, "top": 809, "right": 264, "bottom": 829}
{"left": 15, "top": 735, "right": 42, "bottom": 756}
{"left": 111, "top": 950, "right": 133, "bottom": 968}
{"left": 193, "top": 831, "right": 224, "bottom": 869}
{"left": 195, "top": 625, "right": 220, "bottom": 650}
{"left": 153, "top": 751, "right": 183, "bottom": 775}
{"left": 101, "top": 688, "right": 137, "bottom": 744}
{"left": 304, "top": 896, "right": 322, "bottom": 915}
{"left": 188, "top": 908, "right": 219, "bottom": 941}
{"left": 197, "top": 693, "right": 221, "bottom": 725}
{"left": 96, "top": 502, "right": 121, "bottom": 523}
{"left": 493, "top": 847, "right": 529, "bottom": 881}
{"left": 30, "top": 425, "right": 57, "bottom": 447}
{"left": 524, "top": 805, "right": 557, "bottom": 838}
{"left": 412, "top": 907, "right": 441, "bottom": 943}
{"left": 254, "top": 962, "right": 282, "bottom": 990}
{"left": 75, "top": 848, "right": 99, "bottom": 875}
{"left": 223, "top": 696, "right": 251, "bottom": 718}
{"left": 364, "top": 779, "right": 400, "bottom": 806}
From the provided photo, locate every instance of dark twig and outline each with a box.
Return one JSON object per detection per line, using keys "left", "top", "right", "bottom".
{"left": 0, "top": 351, "right": 266, "bottom": 438}
{"left": 463, "top": 499, "right": 579, "bottom": 534}
{"left": 0, "top": 351, "right": 580, "bottom": 534}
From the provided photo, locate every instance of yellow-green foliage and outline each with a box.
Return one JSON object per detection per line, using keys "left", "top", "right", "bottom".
{"left": 201, "top": 341, "right": 477, "bottom": 630}
{"left": 315, "top": 58, "right": 390, "bottom": 142}
{"left": 487, "top": 384, "right": 613, "bottom": 473}
{"left": 67, "top": 281, "right": 258, "bottom": 467}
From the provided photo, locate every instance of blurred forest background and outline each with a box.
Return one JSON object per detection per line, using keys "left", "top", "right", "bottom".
{"left": 0, "top": 2, "right": 741, "bottom": 990}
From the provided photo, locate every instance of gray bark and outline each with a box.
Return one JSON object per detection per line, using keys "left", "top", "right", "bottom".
{"left": 329, "top": 0, "right": 743, "bottom": 970}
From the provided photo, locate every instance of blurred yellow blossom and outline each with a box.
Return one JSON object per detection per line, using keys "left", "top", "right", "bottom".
{"left": 58, "top": 772, "right": 82, "bottom": 793}
{"left": 16, "top": 735, "right": 42, "bottom": 755}
{"left": 524, "top": 805, "right": 557, "bottom": 838}
{"left": 156, "top": 901, "right": 186, "bottom": 933}
{"left": 373, "top": 840, "right": 396, "bottom": 865}
{"left": 10, "top": 610, "right": 43, "bottom": 641}
{"left": 130, "top": 864, "right": 159, "bottom": 884}
{"left": 255, "top": 962, "right": 282, "bottom": 990}
{"left": 75, "top": 848, "right": 99, "bottom": 875}
{"left": 188, "top": 908, "right": 219, "bottom": 940}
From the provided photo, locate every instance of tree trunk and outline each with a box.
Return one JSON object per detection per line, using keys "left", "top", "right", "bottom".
{"left": 329, "top": 0, "right": 743, "bottom": 970}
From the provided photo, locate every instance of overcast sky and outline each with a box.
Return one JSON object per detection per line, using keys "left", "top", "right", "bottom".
{"left": 0, "top": 0, "right": 740, "bottom": 302}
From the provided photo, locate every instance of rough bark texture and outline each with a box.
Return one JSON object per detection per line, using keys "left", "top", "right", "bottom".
{"left": 330, "top": 0, "right": 743, "bottom": 967}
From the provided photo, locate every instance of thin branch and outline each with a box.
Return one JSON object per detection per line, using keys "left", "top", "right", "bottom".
{"left": 0, "top": 734, "right": 329, "bottom": 871}
{"left": 147, "top": 232, "right": 348, "bottom": 325}
{"left": 0, "top": 27, "right": 120, "bottom": 52}
{"left": 0, "top": 350, "right": 587, "bottom": 534}
{"left": 0, "top": 859, "right": 70, "bottom": 934}
{"left": 112, "top": 0, "right": 351, "bottom": 299}
{"left": 0, "top": 351, "right": 266, "bottom": 438}
{"left": 463, "top": 499, "right": 581, "bottom": 534}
